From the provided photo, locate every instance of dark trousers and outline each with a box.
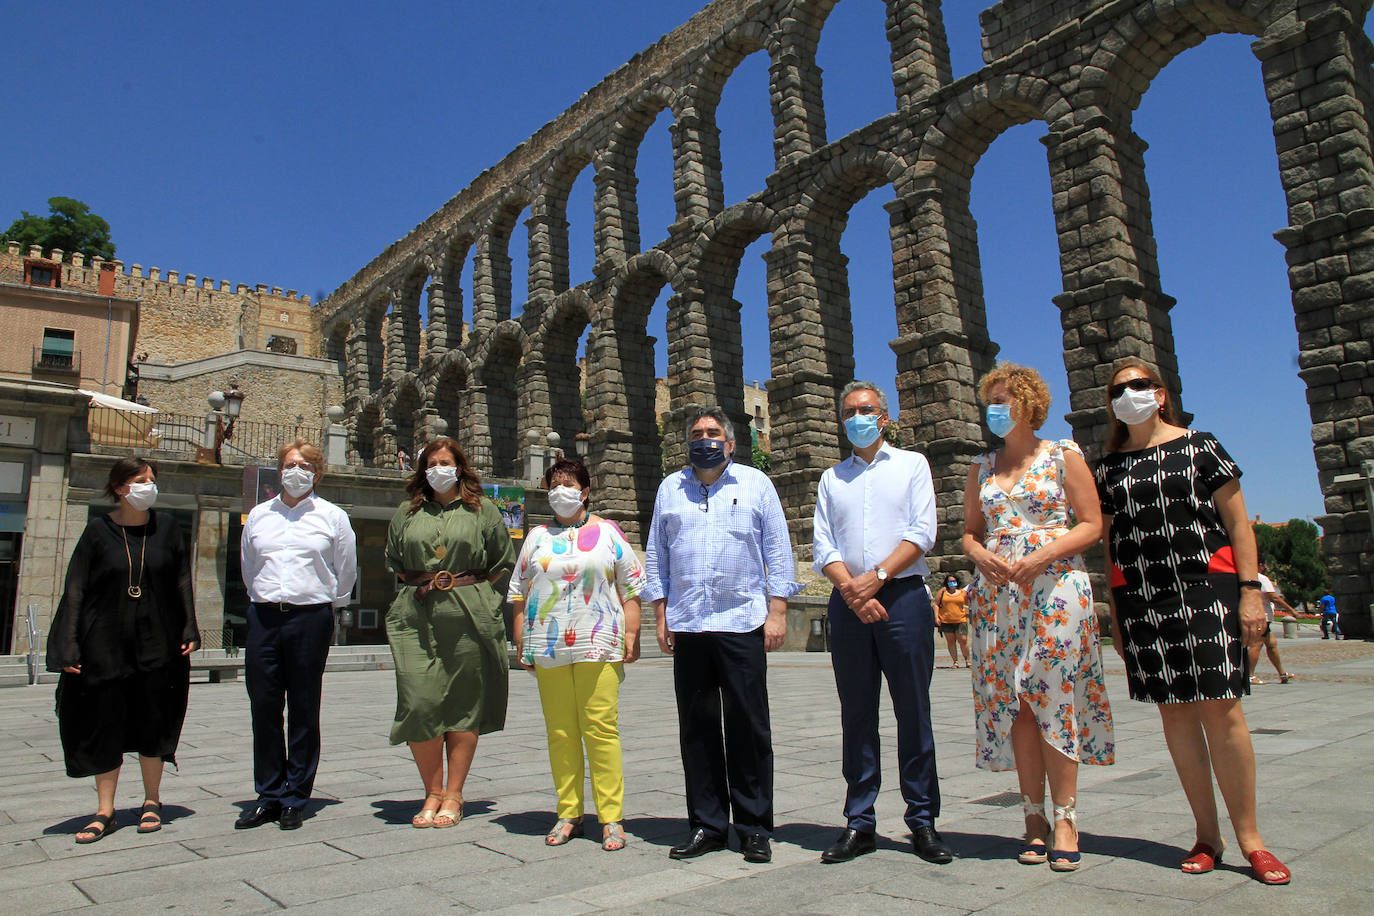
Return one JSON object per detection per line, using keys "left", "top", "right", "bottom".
{"left": 672, "top": 627, "right": 773, "bottom": 840}
{"left": 1321, "top": 613, "right": 1342, "bottom": 638}
{"left": 245, "top": 603, "right": 334, "bottom": 807}
{"left": 828, "top": 577, "right": 939, "bottom": 832}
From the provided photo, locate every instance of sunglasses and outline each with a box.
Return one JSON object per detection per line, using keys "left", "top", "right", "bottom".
{"left": 1108, "top": 378, "right": 1159, "bottom": 400}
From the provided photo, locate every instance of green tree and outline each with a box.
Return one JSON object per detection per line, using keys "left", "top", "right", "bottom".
{"left": 1253, "top": 518, "right": 1327, "bottom": 607}
{"left": 4, "top": 197, "right": 115, "bottom": 261}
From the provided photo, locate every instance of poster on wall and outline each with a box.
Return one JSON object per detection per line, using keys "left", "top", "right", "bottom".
{"left": 484, "top": 485, "right": 525, "bottom": 539}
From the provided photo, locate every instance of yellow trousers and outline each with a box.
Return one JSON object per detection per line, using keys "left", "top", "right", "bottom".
{"left": 535, "top": 661, "right": 625, "bottom": 823}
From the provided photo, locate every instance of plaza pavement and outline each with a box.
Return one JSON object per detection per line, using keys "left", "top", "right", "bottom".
{"left": 2, "top": 627, "right": 1371, "bottom": 914}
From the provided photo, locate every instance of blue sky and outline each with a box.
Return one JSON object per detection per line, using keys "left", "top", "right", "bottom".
{"left": 2, "top": 1, "right": 1353, "bottom": 525}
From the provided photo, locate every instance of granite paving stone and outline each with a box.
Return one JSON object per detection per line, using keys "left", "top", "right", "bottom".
{"left": 1, "top": 637, "right": 1370, "bottom": 912}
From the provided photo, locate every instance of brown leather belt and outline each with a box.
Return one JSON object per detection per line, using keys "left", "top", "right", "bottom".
{"left": 400, "top": 569, "right": 482, "bottom": 599}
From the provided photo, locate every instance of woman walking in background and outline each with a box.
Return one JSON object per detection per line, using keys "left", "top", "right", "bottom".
{"left": 385, "top": 438, "right": 515, "bottom": 830}
{"left": 508, "top": 458, "right": 644, "bottom": 851}
{"left": 1095, "top": 357, "right": 1290, "bottom": 885}
{"left": 963, "top": 363, "right": 1114, "bottom": 872}
{"left": 47, "top": 457, "right": 199, "bottom": 843}
{"left": 935, "top": 574, "right": 971, "bottom": 669}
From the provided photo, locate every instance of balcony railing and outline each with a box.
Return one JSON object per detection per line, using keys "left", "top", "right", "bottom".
{"left": 88, "top": 406, "right": 323, "bottom": 465}
{"left": 33, "top": 346, "right": 80, "bottom": 374}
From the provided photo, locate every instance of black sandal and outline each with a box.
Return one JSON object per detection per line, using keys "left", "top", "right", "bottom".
{"left": 137, "top": 801, "right": 163, "bottom": 834}
{"left": 75, "top": 813, "right": 115, "bottom": 844}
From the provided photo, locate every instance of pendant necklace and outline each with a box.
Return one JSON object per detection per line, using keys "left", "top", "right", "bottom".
{"left": 555, "top": 510, "right": 590, "bottom": 534}
{"left": 433, "top": 497, "right": 460, "bottom": 559}
{"left": 121, "top": 523, "right": 147, "bottom": 599}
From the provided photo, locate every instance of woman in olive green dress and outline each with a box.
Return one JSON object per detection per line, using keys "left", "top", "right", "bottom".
{"left": 385, "top": 437, "right": 515, "bottom": 828}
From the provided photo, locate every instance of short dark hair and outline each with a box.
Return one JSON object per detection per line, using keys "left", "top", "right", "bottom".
{"left": 544, "top": 457, "right": 592, "bottom": 510}
{"left": 684, "top": 405, "right": 735, "bottom": 444}
{"left": 104, "top": 456, "right": 158, "bottom": 501}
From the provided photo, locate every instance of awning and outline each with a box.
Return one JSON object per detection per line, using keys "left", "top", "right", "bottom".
{"left": 79, "top": 389, "right": 158, "bottom": 414}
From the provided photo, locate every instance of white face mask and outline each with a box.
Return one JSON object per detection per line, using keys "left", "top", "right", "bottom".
{"left": 426, "top": 465, "right": 458, "bottom": 493}
{"left": 124, "top": 481, "right": 158, "bottom": 511}
{"left": 1111, "top": 386, "right": 1162, "bottom": 425}
{"left": 280, "top": 467, "right": 315, "bottom": 499}
{"left": 547, "top": 485, "right": 585, "bottom": 520}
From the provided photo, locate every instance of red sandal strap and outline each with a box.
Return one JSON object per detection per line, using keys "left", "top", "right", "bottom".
{"left": 1246, "top": 849, "right": 1291, "bottom": 885}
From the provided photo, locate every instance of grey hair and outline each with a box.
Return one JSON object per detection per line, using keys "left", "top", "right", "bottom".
{"left": 838, "top": 380, "right": 888, "bottom": 420}
{"left": 684, "top": 405, "right": 735, "bottom": 444}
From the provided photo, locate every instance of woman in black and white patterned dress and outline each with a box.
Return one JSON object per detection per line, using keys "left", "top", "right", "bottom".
{"left": 1095, "top": 358, "right": 1289, "bottom": 886}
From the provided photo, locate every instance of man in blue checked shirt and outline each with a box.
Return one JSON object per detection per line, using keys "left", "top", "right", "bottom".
{"left": 811, "top": 381, "right": 952, "bottom": 866}
{"left": 644, "top": 405, "right": 800, "bottom": 866}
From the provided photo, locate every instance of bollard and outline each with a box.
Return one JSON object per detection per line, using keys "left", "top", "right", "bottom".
{"left": 1282, "top": 617, "right": 1299, "bottom": 639}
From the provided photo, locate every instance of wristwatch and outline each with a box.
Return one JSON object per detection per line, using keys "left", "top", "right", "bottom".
{"left": 875, "top": 567, "right": 889, "bottom": 582}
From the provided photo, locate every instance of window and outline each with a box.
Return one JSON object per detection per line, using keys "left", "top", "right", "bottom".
{"left": 266, "top": 335, "right": 298, "bottom": 355}
{"left": 24, "top": 259, "right": 59, "bottom": 288}
{"left": 36, "top": 328, "right": 76, "bottom": 372}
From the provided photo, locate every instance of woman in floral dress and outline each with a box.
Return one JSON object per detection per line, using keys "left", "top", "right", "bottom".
{"left": 508, "top": 458, "right": 644, "bottom": 852}
{"left": 962, "top": 364, "right": 1114, "bottom": 872}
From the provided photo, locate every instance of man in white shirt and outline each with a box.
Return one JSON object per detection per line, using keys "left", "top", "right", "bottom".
{"left": 811, "top": 381, "right": 949, "bottom": 865}
{"left": 236, "top": 440, "right": 357, "bottom": 830}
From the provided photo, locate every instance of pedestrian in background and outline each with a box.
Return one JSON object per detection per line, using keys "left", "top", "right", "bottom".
{"left": 935, "top": 574, "right": 971, "bottom": 669}
{"left": 1320, "top": 592, "right": 1342, "bottom": 639}
{"left": 1248, "top": 564, "right": 1295, "bottom": 684}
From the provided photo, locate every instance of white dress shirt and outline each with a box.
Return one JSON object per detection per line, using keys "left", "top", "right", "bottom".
{"left": 241, "top": 493, "right": 358, "bottom": 606}
{"left": 812, "top": 441, "right": 937, "bottom": 579}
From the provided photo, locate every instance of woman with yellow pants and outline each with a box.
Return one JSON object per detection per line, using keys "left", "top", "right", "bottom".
{"left": 508, "top": 458, "right": 644, "bottom": 851}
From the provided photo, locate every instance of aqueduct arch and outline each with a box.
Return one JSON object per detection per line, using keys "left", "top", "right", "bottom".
{"left": 318, "top": 0, "right": 1374, "bottom": 635}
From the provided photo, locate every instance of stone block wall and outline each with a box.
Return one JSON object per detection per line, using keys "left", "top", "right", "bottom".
{"left": 313, "top": 0, "right": 1374, "bottom": 634}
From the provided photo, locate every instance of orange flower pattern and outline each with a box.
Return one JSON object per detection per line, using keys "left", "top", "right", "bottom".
{"left": 968, "top": 440, "right": 1115, "bottom": 771}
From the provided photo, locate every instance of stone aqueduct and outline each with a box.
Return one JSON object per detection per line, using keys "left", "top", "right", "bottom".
{"left": 317, "top": 0, "right": 1374, "bottom": 632}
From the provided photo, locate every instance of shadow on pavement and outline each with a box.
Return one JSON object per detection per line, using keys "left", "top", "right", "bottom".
{"left": 371, "top": 797, "right": 494, "bottom": 824}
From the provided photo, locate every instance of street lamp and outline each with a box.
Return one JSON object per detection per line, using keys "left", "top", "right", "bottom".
{"left": 207, "top": 382, "right": 246, "bottom": 465}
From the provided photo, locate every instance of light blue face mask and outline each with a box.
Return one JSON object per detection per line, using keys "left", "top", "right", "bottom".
{"left": 844, "top": 413, "right": 882, "bottom": 449}
{"left": 986, "top": 404, "right": 1016, "bottom": 439}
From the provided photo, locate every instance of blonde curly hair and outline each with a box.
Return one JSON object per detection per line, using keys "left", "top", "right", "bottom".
{"left": 977, "top": 363, "right": 1051, "bottom": 431}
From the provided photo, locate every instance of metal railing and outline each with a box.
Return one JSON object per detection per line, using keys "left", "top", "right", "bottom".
{"left": 87, "top": 406, "right": 322, "bottom": 464}
{"left": 33, "top": 346, "right": 80, "bottom": 374}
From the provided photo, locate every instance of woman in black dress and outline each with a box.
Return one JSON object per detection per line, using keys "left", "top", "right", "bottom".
{"left": 1094, "top": 359, "right": 1289, "bottom": 885}
{"left": 46, "top": 458, "right": 199, "bottom": 843}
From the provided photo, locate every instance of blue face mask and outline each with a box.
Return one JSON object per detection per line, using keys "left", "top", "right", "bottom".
{"left": 843, "top": 414, "right": 882, "bottom": 449}
{"left": 689, "top": 438, "right": 729, "bottom": 470}
{"left": 986, "top": 404, "right": 1016, "bottom": 439}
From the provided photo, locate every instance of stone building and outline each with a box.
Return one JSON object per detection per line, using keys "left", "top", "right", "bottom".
{"left": 0, "top": 243, "right": 139, "bottom": 397}
{"left": 311, "top": 0, "right": 1372, "bottom": 637}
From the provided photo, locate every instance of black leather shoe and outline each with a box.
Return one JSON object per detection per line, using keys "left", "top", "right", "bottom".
{"left": 821, "top": 827, "right": 877, "bottom": 863}
{"left": 668, "top": 828, "right": 727, "bottom": 860}
{"left": 741, "top": 833, "right": 771, "bottom": 863}
{"left": 912, "top": 825, "right": 953, "bottom": 864}
{"left": 234, "top": 804, "right": 280, "bottom": 829}
{"left": 278, "top": 806, "right": 304, "bottom": 830}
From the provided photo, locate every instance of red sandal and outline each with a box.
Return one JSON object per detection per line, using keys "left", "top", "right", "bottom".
{"left": 1181, "top": 841, "right": 1223, "bottom": 874}
{"left": 1246, "top": 849, "right": 1291, "bottom": 885}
